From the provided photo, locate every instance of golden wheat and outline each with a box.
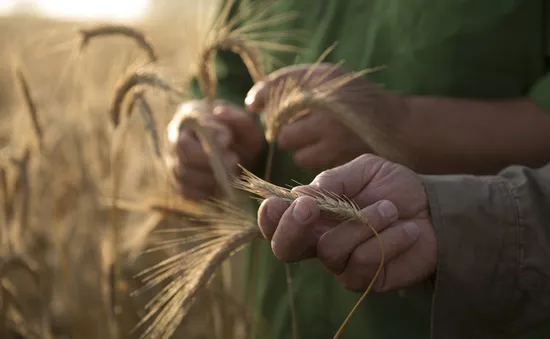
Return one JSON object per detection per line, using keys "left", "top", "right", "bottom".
{"left": 110, "top": 68, "right": 185, "bottom": 127}
{"left": 196, "top": 0, "right": 302, "bottom": 101}
{"left": 79, "top": 24, "right": 158, "bottom": 63}
{"left": 132, "top": 200, "right": 259, "bottom": 339}
{"left": 126, "top": 90, "right": 162, "bottom": 158}
{"left": 14, "top": 68, "right": 44, "bottom": 155}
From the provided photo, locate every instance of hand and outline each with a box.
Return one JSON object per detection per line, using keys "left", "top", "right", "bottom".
{"left": 245, "top": 64, "right": 409, "bottom": 169}
{"left": 257, "top": 154, "right": 437, "bottom": 292}
{"left": 165, "top": 100, "right": 265, "bottom": 200}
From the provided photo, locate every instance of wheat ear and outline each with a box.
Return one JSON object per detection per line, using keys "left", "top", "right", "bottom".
{"left": 233, "top": 166, "right": 385, "bottom": 338}
{"left": 14, "top": 68, "right": 43, "bottom": 154}
{"left": 110, "top": 69, "right": 184, "bottom": 127}
{"left": 126, "top": 90, "right": 162, "bottom": 158}
{"left": 133, "top": 200, "right": 260, "bottom": 339}
{"left": 197, "top": 0, "right": 301, "bottom": 101}
{"left": 78, "top": 24, "right": 158, "bottom": 63}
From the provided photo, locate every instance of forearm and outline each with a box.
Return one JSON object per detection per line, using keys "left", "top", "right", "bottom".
{"left": 422, "top": 163, "right": 550, "bottom": 339}
{"left": 403, "top": 97, "right": 550, "bottom": 175}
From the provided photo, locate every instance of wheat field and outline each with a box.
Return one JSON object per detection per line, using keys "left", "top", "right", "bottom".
{"left": 0, "top": 2, "right": 256, "bottom": 338}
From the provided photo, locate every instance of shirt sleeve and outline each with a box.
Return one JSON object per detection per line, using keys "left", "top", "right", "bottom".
{"left": 421, "top": 163, "right": 550, "bottom": 339}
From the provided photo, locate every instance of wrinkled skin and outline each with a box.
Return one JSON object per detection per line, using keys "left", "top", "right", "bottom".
{"left": 165, "top": 63, "right": 407, "bottom": 201}
{"left": 257, "top": 154, "right": 437, "bottom": 292}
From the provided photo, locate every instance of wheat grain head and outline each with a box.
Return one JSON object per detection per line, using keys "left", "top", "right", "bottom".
{"left": 197, "top": 0, "right": 303, "bottom": 101}
{"left": 133, "top": 200, "right": 260, "bottom": 339}
{"left": 110, "top": 68, "right": 185, "bottom": 127}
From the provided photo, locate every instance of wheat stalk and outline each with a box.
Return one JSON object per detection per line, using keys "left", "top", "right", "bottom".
{"left": 197, "top": 0, "right": 302, "bottom": 102}
{"left": 110, "top": 69, "right": 185, "bottom": 127}
{"left": 78, "top": 24, "right": 158, "bottom": 63}
{"left": 14, "top": 68, "right": 44, "bottom": 154}
{"left": 126, "top": 90, "right": 162, "bottom": 158}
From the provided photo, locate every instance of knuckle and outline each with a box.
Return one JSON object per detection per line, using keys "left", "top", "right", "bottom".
{"left": 317, "top": 237, "right": 340, "bottom": 267}
{"left": 339, "top": 277, "right": 364, "bottom": 293}
{"left": 349, "top": 247, "right": 371, "bottom": 268}
{"left": 294, "top": 152, "right": 317, "bottom": 169}
{"left": 277, "top": 131, "right": 292, "bottom": 150}
{"left": 271, "top": 240, "right": 291, "bottom": 263}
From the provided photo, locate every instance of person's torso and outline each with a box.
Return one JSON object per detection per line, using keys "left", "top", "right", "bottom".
{"left": 244, "top": 1, "right": 550, "bottom": 338}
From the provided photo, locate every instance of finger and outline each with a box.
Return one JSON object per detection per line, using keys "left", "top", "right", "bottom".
{"left": 244, "top": 64, "right": 318, "bottom": 113}
{"left": 293, "top": 154, "right": 385, "bottom": 198}
{"left": 337, "top": 221, "right": 420, "bottom": 292}
{"left": 317, "top": 200, "right": 398, "bottom": 275}
{"left": 214, "top": 104, "right": 265, "bottom": 157}
{"left": 195, "top": 117, "right": 233, "bottom": 149}
{"left": 173, "top": 166, "right": 217, "bottom": 191}
{"left": 175, "top": 132, "right": 211, "bottom": 169}
{"left": 271, "top": 196, "right": 321, "bottom": 263}
{"left": 292, "top": 140, "right": 336, "bottom": 169}
{"left": 176, "top": 130, "right": 238, "bottom": 170}
{"left": 172, "top": 168, "right": 217, "bottom": 200}
{"left": 173, "top": 150, "right": 238, "bottom": 187}
{"left": 214, "top": 104, "right": 255, "bottom": 133}
{"left": 257, "top": 197, "right": 290, "bottom": 241}
{"left": 277, "top": 110, "right": 323, "bottom": 151}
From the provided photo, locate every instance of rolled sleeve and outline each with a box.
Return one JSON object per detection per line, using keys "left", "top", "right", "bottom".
{"left": 422, "top": 163, "right": 550, "bottom": 339}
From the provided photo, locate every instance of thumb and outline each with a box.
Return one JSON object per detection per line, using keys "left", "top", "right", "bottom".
{"left": 213, "top": 104, "right": 256, "bottom": 136}
{"left": 244, "top": 80, "right": 266, "bottom": 113}
{"left": 244, "top": 64, "right": 314, "bottom": 113}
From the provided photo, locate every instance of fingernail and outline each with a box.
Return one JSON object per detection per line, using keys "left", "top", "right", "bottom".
{"left": 213, "top": 106, "right": 224, "bottom": 115}
{"left": 403, "top": 222, "right": 420, "bottom": 240}
{"left": 245, "top": 82, "right": 263, "bottom": 106}
{"left": 377, "top": 200, "right": 397, "bottom": 219}
{"left": 292, "top": 198, "right": 312, "bottom": 223}
{"left": 244, "top": 93, "right": 255, "bottom": 107}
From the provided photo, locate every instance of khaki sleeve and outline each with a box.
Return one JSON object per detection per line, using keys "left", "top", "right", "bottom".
{"left": 422, "top": 164, "right": 550, "bottom": 339}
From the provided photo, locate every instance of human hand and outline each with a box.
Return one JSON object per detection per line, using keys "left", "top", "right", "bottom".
{"left": 165, "top": 100, "right": 265, "bottom": 200}
{"left": 245, "top": 64, "right": 408, "bottom": 169}
{"left": 257, "top": 154, "right": 437, "bottom": 292}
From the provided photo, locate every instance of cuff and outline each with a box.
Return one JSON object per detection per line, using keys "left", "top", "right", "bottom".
{"left": 422, "top": 174, "right": 519, "bottom": 339}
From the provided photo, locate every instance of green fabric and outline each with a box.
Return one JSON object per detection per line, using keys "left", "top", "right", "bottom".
{"left": 189, "top": 0, "right": 550, "bottom": 338}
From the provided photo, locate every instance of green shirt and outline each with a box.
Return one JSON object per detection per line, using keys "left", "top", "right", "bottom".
{"left": 191, "top": 1, "right": 550, "bottom": 338}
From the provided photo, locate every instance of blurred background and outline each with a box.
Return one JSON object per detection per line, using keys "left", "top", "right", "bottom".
{"left": 0, "top": 1, "right": 255, "bottom": 339}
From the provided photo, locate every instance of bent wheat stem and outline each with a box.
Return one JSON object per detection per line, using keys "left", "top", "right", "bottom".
{"left": 126, "top": 90, "right": 162, "bottom": 158}
{"left": 79, "top": 24, "right": 158, "bottom": 63}
{"left": 111, "top": 69, "right": 184, "bottom": 127}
